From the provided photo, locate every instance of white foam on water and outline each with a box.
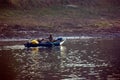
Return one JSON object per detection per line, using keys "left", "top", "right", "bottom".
{"left": 0, "top": 39, "right": 29, "bottom": 41}
{"left": 66, "top": 63, "right": 108, "bottom": 67}
{"left": 3, "top": 45, "right": 25, "bottom": 50}
{"left": 59, "top": 36, "right": 95, "bottom": 40}
{"left": 0, "top": 36, "right": 96, "bottom": 41}
{"left": 61, "top": 77, "right": 86, "bottom": 80}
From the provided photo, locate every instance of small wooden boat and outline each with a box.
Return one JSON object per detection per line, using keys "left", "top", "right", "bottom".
{"left": 24, "top": 38, "right": 65, "bottom": 48}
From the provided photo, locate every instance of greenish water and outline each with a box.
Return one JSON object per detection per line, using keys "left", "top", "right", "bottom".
{"left": 0, "top": 37, "right": 120, "bottom": 80}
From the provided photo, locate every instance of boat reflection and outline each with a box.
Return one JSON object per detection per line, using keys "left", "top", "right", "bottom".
{"left": 27, "top": 46, "right": 67, "bottom": 55}
{"left": 30, "top": 47, "right": 39, "bottom": 54}
{"left": 17, "top": 46, "right": 67, "bottom": 79}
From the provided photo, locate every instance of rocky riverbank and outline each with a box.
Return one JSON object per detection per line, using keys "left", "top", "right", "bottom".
{"left": 0, "top": 18, "right": 120, "bottom": 39}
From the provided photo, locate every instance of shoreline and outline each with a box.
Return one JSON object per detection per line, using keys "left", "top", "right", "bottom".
{"left": 0, "top": 35, "right": 120, "bottom": 48}
{"left": 0, "top": 32, "right": 120, "bottom": 40}
{"left": 0, "top": 18, "right": 120, "bottom": 39}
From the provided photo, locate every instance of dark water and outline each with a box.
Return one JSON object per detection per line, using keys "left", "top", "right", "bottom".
{"left": 0, "top": 37, "right": 120, "bottom": 80}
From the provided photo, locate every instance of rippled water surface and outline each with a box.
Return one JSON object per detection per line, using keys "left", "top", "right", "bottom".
{"left": 0, "top": 37, "right": 120, "bottom": 80}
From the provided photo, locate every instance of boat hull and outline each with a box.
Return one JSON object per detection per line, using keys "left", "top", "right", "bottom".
{"left": 24, "top": 38, "right": 65, "bottom": 47}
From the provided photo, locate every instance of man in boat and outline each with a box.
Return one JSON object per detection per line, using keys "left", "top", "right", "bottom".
{"left": 47, "top": 34, "right": 53, "bottom": 42}
{"left": 35, "top": 34, "right": 53, "bottom": 43}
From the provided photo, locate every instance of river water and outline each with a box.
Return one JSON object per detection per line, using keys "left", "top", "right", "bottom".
{"left": 0, "top": 36, "right": 120, "bottom": 80}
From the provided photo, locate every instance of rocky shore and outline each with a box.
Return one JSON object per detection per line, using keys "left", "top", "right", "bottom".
{"left": 0, "top": 19, "right": 120, "bottom": 39}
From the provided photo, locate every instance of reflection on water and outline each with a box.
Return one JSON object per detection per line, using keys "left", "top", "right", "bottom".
{"left": 0, "top": 38, "right": 120, "bottom": 80}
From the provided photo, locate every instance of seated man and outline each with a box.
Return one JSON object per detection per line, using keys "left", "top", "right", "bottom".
{"left": 47, "top": 34, "right": 53, "bottom": 42}
{"left": 35, "top": 34, "right": 54, "bottom": 43}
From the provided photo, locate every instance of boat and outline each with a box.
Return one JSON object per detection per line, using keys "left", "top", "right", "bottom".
{"left": 24, "top": 38, "right": 65, "bottom": 48}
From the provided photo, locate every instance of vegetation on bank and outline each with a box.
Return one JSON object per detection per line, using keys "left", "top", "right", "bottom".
{"left": 0, "top": 0, "right": 119, "bottom": 28}
{"left": 0, "top": 0, "right": 120, "bottom": 8}
{"left": 0, "top": 5, "right": 120, "bottom": 27}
